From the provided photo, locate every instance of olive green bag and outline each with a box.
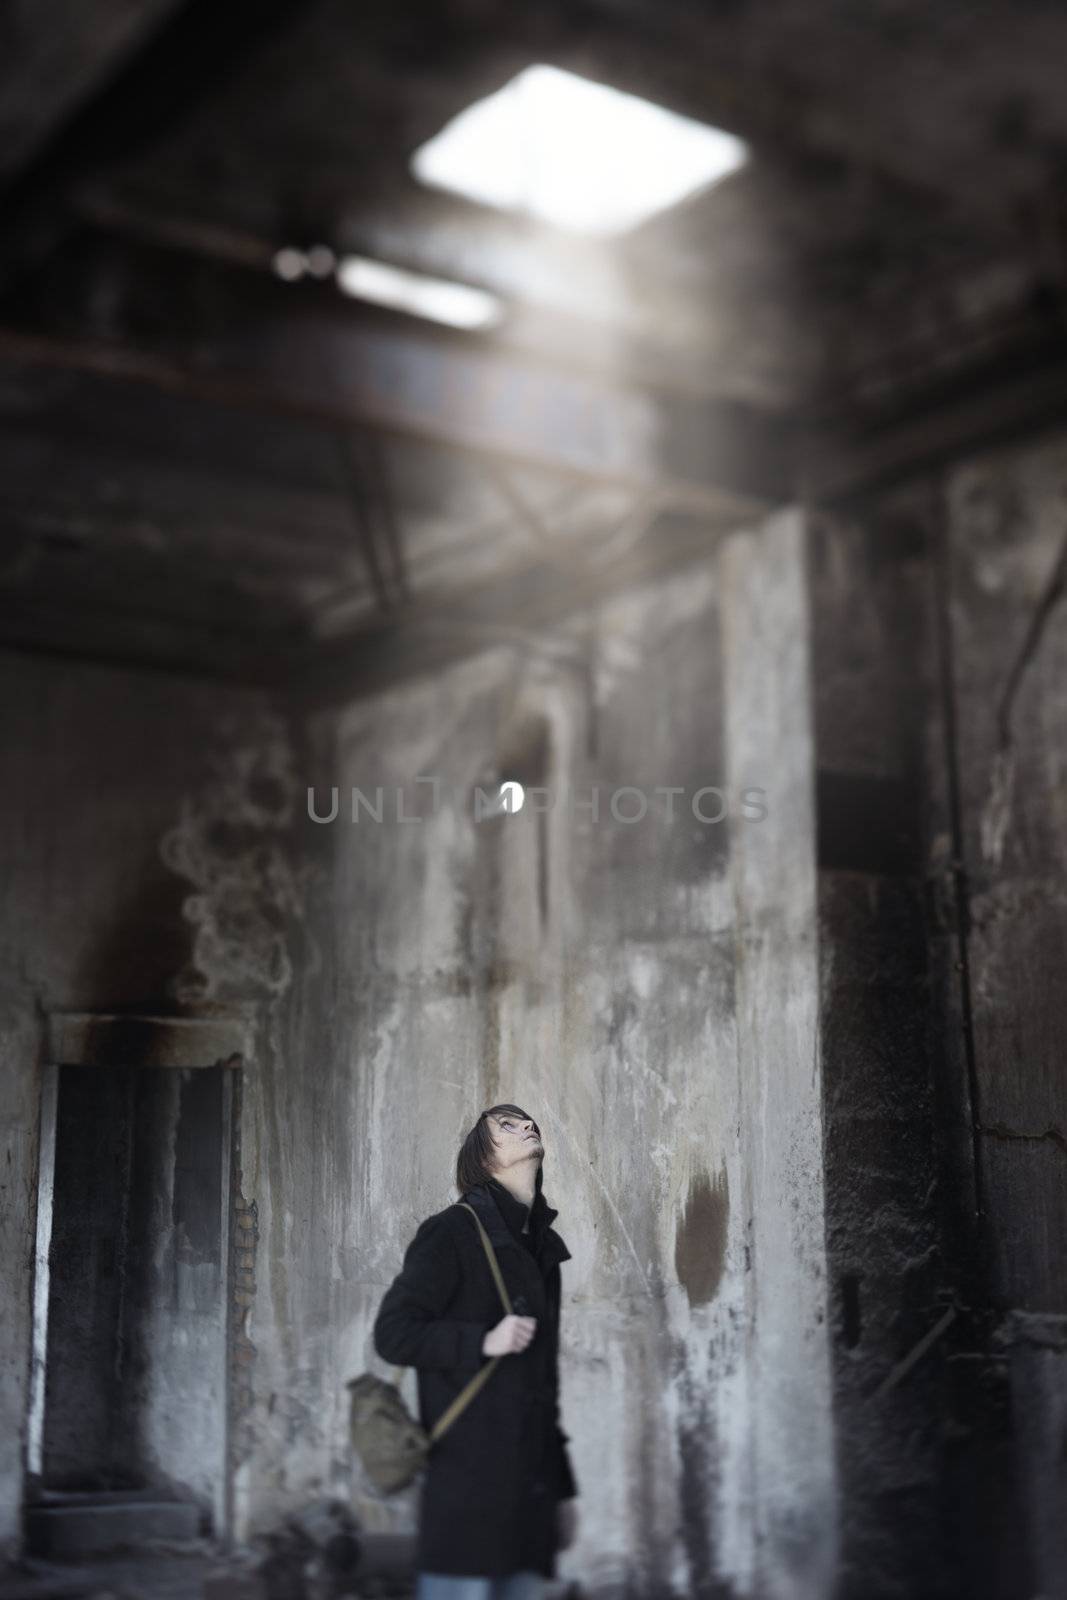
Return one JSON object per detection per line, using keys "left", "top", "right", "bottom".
{"left": 348, "top": 1203, "right": 513, "bottom": 1494}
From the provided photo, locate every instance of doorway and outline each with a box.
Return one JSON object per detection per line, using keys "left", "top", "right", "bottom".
{"left": 28, "top": 1018, "right": 241, "bottom": 1546}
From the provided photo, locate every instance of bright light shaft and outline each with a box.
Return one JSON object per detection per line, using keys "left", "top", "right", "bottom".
{"left": 411, "top": 64, "right": 748, "bottom": 237}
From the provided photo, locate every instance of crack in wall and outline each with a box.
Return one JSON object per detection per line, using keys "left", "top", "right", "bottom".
{"left": 981, "top": 524, "right": 1067, "bottom": 868}
{"left": 979, "top": 1120, "right": 1067, "bottom": 1158}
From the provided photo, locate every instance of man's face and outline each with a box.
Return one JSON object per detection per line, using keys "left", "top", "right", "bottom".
{"left": 488, "top": 1110, "right": 544, "bottom": 1174}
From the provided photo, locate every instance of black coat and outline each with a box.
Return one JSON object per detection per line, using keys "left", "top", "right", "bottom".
{"left": 372, "top": 1174, "right": 577, "bottom": 1579}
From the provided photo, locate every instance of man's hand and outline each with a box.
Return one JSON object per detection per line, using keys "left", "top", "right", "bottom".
{"left": 482, "top": 1313, "right": 537, "bottom": 1356}
{"left": 556, "top": 1498, "right": 578, "bottom": 1551}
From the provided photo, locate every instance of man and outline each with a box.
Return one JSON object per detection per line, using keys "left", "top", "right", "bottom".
{"left": 373, "top": 1104, "right": 579, "bottom": 1600}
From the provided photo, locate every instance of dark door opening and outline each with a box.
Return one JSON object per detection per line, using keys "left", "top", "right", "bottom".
{"left": 31, "top": 1059, "right": 234, "bottom": 1541}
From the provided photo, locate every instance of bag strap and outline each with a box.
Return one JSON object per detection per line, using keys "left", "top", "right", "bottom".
{"left": 455, "top": 1202, "right": 514, "bottom": 1317}
{"left": 424, "top": 1203, "right": 513, "bottom": 1444}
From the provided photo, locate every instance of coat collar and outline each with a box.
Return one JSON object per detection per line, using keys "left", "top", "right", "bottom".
{"left": 460, "top": 1177, "right": 572, "bottom": 1269}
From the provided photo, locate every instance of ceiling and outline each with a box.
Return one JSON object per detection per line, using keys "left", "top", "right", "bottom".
{"left": 1, "top": 0, "right": 1065, "bottom": 688}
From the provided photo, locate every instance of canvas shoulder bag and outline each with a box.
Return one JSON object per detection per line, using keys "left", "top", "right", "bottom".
{"left": 348, "top": 1202, "right": 513, "bottom": 1494}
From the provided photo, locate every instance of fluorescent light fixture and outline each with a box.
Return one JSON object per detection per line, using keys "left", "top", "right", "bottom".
{"left": 335, "top": 254, "right": 502, "bottom": 330}
{"left": 411, "top": 64, "right": 748, "bottom": 237}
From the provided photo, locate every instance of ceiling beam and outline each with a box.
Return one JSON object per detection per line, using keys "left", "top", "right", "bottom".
{"left": 802, "top": 328, "right": 1067, "bottom": 505}
{"left": 294, "top": 507, "right": 742, "bottom": 707}
{"left": 0, "top": 501, "right": 739, "bottom": 698}
{"left": 0, "top": 231, "right": 796, "bottom": 516}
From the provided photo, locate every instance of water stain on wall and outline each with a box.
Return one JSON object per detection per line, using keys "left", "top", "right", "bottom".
{"left": 675, "top": 1348, "right": 730, "bottom": 1600}
{"left": 675, "top": 1167, "right": 729, "bottom": 1307}
{"left": 160, "top": 705, "right": 311, "bottom": 1004}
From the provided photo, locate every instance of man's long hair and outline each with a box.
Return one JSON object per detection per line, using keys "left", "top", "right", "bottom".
{"left": 456, "top": 1103, "right": 543, "bottom": 1195}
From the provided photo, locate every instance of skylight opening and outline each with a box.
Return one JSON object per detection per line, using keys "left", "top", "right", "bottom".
{"left": 334, "top": 255, "right": 503, "bottom": 331}
{"left": 411, "top": 64, "right": 748, "bottom": 238}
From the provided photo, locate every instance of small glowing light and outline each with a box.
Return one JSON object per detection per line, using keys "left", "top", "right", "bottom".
{"left": 304, "top": 244, "right": 337, "bottom": 279}
{"left": 499, "top": 781, "right": 525, "bottom": 814}
{"left": 272, "top": 246, "right": 307, "bottom": 281}
{"left": 411, "top": 64, "right": 748, "bottom": 237}
{"left": 335, "top": 255, "right": 503, "bottom": 330}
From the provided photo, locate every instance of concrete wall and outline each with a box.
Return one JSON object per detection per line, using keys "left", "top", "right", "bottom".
{"left": 722, "top": 516, "right": 837, "bottom": 1597}
{"left": 945, "top": 429, "right": 1067, "bottom": 1600}
{"left": 809, "top": 487, "right": 963, "bottom": 1599}
{"left": 237, "top": 508, "right": 836, "bottom": 1597}
{"left": 0, "top": 512, "right": 838, "bottom": 1595}
{"left": 810, "top": 420, "right": 1067, "bottom": 1599}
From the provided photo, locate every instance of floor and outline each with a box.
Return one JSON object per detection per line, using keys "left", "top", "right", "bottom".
{"left": 0, "top": 1548, "right": 217, "bottom": 1600}
{"left": 0, "top": 1542, "right": 418, "bottom": 1600}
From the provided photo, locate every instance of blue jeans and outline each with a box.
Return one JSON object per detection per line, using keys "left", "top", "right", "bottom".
{"left": 415, "top": 1573, "right": 546, "bottom": 1600}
